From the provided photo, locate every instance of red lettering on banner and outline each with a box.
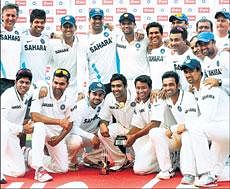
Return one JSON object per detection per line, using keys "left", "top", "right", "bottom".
{"left": 219, "top": 0, "right": 230, "bottom": 3}
{"left": 46, "top": 17, "right": 54, "bottom": 23}
{"left": 198, "top": 7, "right": 210, "bottom": 13}
{"left": 16, "top": 17, "right": 26, "bottom": 23}
{"left": 157, "top": 15, "right": 168, "bottom": 21}
{"left": 188, "top": 15, "right": 196, "bottom": 21}
{"left": 102, "top": 0, "right": 113, "bottom": 4}
{"left": 171, "top": 8, "right": 182, "bottom": 13}
{"left": 75, "top": 16, "right": 87, "bottom": 22}
{"left": 104, "top": 16, "right": 113, "bottom": 21}
{"left": 135, "top": 16, "right": 141, "bottom": 21}
{"left": 56, "top": 9, "right": 67, "bottom": 15}
{"left": 157, "top": 0, "right": 168, "bottom": 4}
{"left": 15, "top": 1, "right": 26, "bottom": 6}
{"left": 130, "top": 0, "right": 141, "bottom": 4}
{"left": 42, "top": 1, "right": 53, "bottom": 6}
{"left": 75, "top": 0, "right": 86, "bottom": 5}
{"left": 116, "top": 8, "right": 127, "bottom": 13}
{"left": 143, "top": 8, "right": 154, "bottom": 13}
{"left": 184, "top": 0, "right": 196, "bottom": 4}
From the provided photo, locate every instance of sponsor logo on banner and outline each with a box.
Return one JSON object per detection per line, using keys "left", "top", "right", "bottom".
{"left": 104, "top": 16, "right": 113, "bottom": 21}
{"left": 188, "top": 15, "right": 196, "bottom": 21}
{"left": 15, "top": 1, "right": 26, "bottom": 6}
{"left": 171, "top": 7, "right": 182, "bottom": 13}
{"left": 42, "top": 1, "right": 53, "bottom": 6}
{"left": 143, "top": 8, "right": 154, "bottom": 13}
{"left": 46, "top": 17, "right": 54, "bottom": 23}
{"left": 75, "top": 0, "right": 86, "bottom": 5}
{"left": 219, "top": 0, "right": 230, "bottom": 3}
{"left": 157, "top": 0, "right": 168, "bottom": 4}
{"left": 56, "top": 9, "right": 67, "bottom": 15}
{"left": 102, "top": 0, "right": 113, "bottom": 4}
{"left": 116, "top": 8, "right": 127, "bottom": 13}
{"left": 135, "top": 16, "right": 141, "bottom": 21}
{"left": 16, "top": 17, "right": 27, "bottom": 23}
{"left": 130, "top": 0, "right": 141, "bottom": 4}
{"left": 184, "top": 0, "right": 196, "bottom": 4}
{"left": 76, "top": 16, "right": 87, "bottom": 21}
{"left": 198, "top": 7, "right": 210, "bottom": 13}
{"left": 157, "top": 15, "right": 168, "bottom": 21}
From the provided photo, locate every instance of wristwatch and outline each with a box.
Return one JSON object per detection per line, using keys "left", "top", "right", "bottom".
{"left": 218, "top": 79, "right": 222, "bottom": 86}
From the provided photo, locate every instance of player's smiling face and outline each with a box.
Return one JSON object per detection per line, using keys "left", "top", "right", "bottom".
{"left": 183, "top": 68, "right": 200, "bottom": 85}
{"left": 15, "top": 77, "right": 31, "bottom": 97}
{"left": 169, "top": 33, "right": 186, "bottom": 53}
{"left": 2, "top": 8, "right": 18, "bottom": 31}
{"left": 215, "top": 16, "right": 229, "bottom": 33}
{"left": 89, "top": 91, "right": 105, "bottom": 108}
{"left": 162, "top": 77, "right": 179, "bottom": 98}
{"left": 52, "top": 76, "right": 68, "bottom": 100}
{"left": 135, "top": 81, "right": 151, "bottom": 103}
{"left": 90, "top": 16, "right": 103, "bottom": 33}
{"left": 120, "top": 20, "right": 135, "bottom": 35}
{"left": 62, "top": 23, "right": 76, "bottom": 38}
{"left": 148, "top": 27, "right": 162, "bottom": 45}
{"left": 111, "top": 80, "right": 126, "bottom": 101}
{"left": 30, "top": 18, "right": 46, "bottom": 36}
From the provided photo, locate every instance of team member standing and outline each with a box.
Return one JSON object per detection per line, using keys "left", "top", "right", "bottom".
{"left": 1, "top": 68, "right": 33, "bottom": 184}
{"left": 28, "top": 68, "right": 75, "bottom": 182}
{"left": 196, "top": 18, "right": 213, "bottom": 34}
{"left": 66, "top": 82, "right": 106, "bottom": 170}
{"left": 0, "top": 3, "right": 22, "bottom": 95}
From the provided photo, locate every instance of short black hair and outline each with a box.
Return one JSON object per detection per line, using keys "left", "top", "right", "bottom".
{"left": 30, "top": 9, "right": 46, "bottom": 23}
{"left": 162, "top": 71, "right": 180, "bottom": 85}
{"left": 110, "top": 74, "right": 127, "bottom": 87}
{"left": 170, "top": 26, "right": 188, "bottom": 41}
{"left": 146, "top": 22, "right": 163, "bottom": 36}
{"left": 196, "top": 18, "right": 213, "bottom": 32}
{"left": 134, "top": 75, "right": 152, "bottom": 89}
{"left": 2, "top": 3, "right": 19, "bottom": 16}
{"left": 16, "top": 68, "right": 33, "bottom": 82}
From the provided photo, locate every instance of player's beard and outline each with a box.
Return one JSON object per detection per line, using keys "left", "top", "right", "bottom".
{"left": 53, "top": 88, "right": 64, "bottom": 99}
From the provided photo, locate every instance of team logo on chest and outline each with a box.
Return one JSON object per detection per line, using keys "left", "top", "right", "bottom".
{"left": 15, "top": 30, "right": 19, "bottom": 35}
{"left": 60, "top": 104, "right": 66, "bottom": 110}
{"left": 104, "top": 32, "right": 109, "bottom": 37}
{"left": 160, "top": 48, "right": 165, "bottom": 54}
{"left": 40, "top": 38, "right": 45, "bottom": 44}
{"left": 135, "top": 43, "right": 141, "bottom": 49}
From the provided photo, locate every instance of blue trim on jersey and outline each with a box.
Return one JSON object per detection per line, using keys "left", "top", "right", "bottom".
{"left": 91, "top": 64, "right": 101, "bottom": 82}
{"left": 20, "top": 50, "right": 27, "bottom": 69}
{"left": 115, "top": 48, "right": 120, "bottom": 74}
{"left": 0, "top": 60, "right": 7, "bottom": 78}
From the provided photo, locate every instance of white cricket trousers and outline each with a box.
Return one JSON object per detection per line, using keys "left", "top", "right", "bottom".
{"left": 30, "top": 122, "right": 68, "bottom": 173}
{"left": 1, "top": 123, "right": 25, "bottom": 177}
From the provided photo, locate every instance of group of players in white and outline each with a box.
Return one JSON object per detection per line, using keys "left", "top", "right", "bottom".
{"left": 1, "top": 2, "right": 229, "bottom": 187}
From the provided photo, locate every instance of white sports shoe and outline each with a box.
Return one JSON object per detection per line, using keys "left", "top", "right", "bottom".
{"left": 194, "top": 173, "right": 217, "bottom": 187}
{"left": 156, "top": 169, "right": 175, "bottom": 179}
{"left": 181, "top": 174, "right": 195, "bottom": 185}
{"left": 34, "top": 167, "right": 53, "bottom": 182}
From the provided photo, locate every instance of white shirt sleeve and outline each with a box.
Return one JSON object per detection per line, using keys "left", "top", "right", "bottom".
{"left": 98, "top": 94, "right": 113, "bottom": 122}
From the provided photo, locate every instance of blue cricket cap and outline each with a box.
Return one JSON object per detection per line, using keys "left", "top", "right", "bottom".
{"left": 89, "top": 8, "right": 104, "bottom": 18}
{"left": 61, "top": 15, "right": 75, "bottom": 26}
{"left": 181, "top": 58, "right": 201, "bottom": 70}
{"left": 119, "top": 13, "right": 135, "bottom": 23}
{"left": 197, "top": 32, "right": 215, "bottom": 43}
{"left": 169, "top": 13, "right": 188, "bottom": 23}
{"left": 215, "top": 11, "right": 230, "bottom": 20}
{"left": 89, "top": 82, "right": 106, "bottom": 93}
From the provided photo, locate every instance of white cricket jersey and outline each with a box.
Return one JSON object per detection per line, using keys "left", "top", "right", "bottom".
{"left": 202, "top": 51, "right": 230, "bottom": 95}
{"left": 21, "top": 29, "right": 49, "bottom": 83}
{"left": 116, "top": 36, "right": 150, "bottom": 80}
{"left": 215, "top": 35, "right": 230, "bottom": 51}
{"left": 148, "top": 46, "right": 174, "bottom": 90}
{"left": 71, "top": 98, "right": 104, "bottom": 140}
{"left": 82, "top": 28, "right": 117, "bottom": 84}
{"left": 99, "top": 90, "right": 136, "bottom": 129}
{"left": 1, "top": 86, "right": 30, "bottom": 134}
{"left": 0, "top": 24, "right": 22, "bottom": 80}
{"left": 131, "top": 99, "right": 152, "bottom": 129}
{"left": 30, "top": 86, "right": 77, "bottom": 135}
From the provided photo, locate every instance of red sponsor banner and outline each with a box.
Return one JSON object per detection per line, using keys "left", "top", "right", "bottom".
{"left": 157, "top": 0, "right": 168, "bottom": 4}
{"left": 188, "top": 15, "right": 196, "bottom": 21}
{"left": 198, "top": 7, "right": 210, "bottom": 13}
{"left": 16, "top": 17, "right": 27, "bottom": 23}
{"left": 75, "top": 0, "right": 86, "bottom": 5}
{"left": 143, "top": 8, "right": 154, "bottom": 13}
{"left": 219, "top": 0, "right": 230, "bottom": 3}
{"left": 116, "top": 8, "right": 127, "bottom": 13}
{"left": 75, "top": 16, "right": 87, "bottom": 22}
{"left": 102, "top": 0, "right": 113, "bottom": 4}
{"left": 104, "top": 16, "right": 113, "bottom": 22}
{"left": 56, "top": 9, "right": 67, "bottom": 15}
{"left": 130, "top": 0, "right": 141, "bottom": 4}
{"left": 46, "top": 17, "right": 54, "bottom": 23}
{"left": 135, "top": 16, "right": 141, "bottom": 21}
{"left": 157, "top": 15, "right": 168, "bottom": 21}
{"left": 171, "top": 7, "right": 182, "bottom": 13}
{"left": 42, "top": 1, "right": 53, "bottom": 6}
{"left": 15, "top": 1, "right": 26, "bottom": 6}
{"left": 184, "top": 0, "right": 196, "bottom": 4}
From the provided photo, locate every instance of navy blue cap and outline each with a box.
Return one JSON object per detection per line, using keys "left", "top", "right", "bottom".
{"left": 197, "top": 32, "right": 215, "bottom": 43}
{"left": 169, "top": 13, "right": 188, "bottom": 22}
{"left": 89, "top": 8, "right": 104, "bottom": 18}
{"left": 215, "top": 11, "right": 230, "bottom": 20}
{"left": 61, "top": 15, "right": 75, "bottom": 26}
{"left": 89, "top": 82, "right": 106, "bottom": 93}
{"left": 119, "top": 13, "right": 135, "bottom": 23}
{"left": 181, "top": 58, "right": 201, "bottom": 70}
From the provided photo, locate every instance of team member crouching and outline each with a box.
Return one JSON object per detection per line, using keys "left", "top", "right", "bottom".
{"left": 26, "top": 68, "right": 76, "bottom": 182}
{"left": 66, "top": 82, "right": 106, "bottom": 170}
{"left": 1, "top": 68, "right": 33, "bottom": 184}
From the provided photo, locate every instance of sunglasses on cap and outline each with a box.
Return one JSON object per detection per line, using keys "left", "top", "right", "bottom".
{"left": 54, "top": 68, "right": 70, "bottom": 79}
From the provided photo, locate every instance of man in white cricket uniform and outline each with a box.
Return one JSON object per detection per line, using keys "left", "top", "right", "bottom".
{"left": 116, "top": 13, "right": 149, "bottom": 94}
{"left": 196, "top": 32, "right": 230, "bottom": 95}
{"left": 181, "top": 58, "right": 229, "bottom": 187}
{"left": 0, "top": 3, "right": 23, "bottom": 95}
{"left": 29, "top": 68, "right": 76, "bottom": 182}
{"left": 146, "top": 22, "right": 174, "bottom": 90}
{"left": 98, "top": 74, "right": 136, "bottom": 170}
{"left": 1, "top": 68, "right": 33, "bottom": 184}
{"left": 66, "top": 82, "right": 106, "bottom": 170}
{"left": 47, "top": 15, "right": 86, "bottom": 99}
